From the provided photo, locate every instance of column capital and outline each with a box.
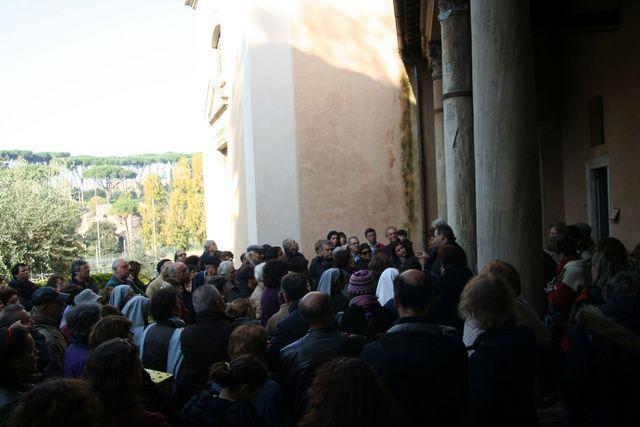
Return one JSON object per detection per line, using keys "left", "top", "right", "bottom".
{"left": 427, "top": 41, "right": 442, "bottom": 79}
{"left": 437, "top": 0, "right": 469, "bottom": 21}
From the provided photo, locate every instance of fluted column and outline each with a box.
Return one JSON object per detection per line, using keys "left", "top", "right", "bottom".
{"left": 427, "top": 41, "right": 447, "bottom": 221}
{"left": 438, "top": 0, "right": 476, "bottom": 270}
{"left": 471, "top": 0, "right": 544, "bottom": 312}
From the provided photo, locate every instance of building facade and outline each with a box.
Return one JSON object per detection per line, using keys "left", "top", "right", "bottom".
{"left": 186, "top": 0, "right": 426, "bottom": 258}
{"left": 395, "top": 0, "right": 640, "bottom": 312}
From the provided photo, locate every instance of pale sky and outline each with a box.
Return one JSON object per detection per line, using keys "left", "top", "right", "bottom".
{"left": 0, "top": 0, "right": 206, "bottom": 156}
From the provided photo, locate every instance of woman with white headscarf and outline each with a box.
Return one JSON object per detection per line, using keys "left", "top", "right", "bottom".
{"left": 121, "top": 295, "right": 149, "bottom": 347}
{"left": 317, "top": 267, "right": 349, "bottom": 314}
{"left": 108, "top": 284, "right": 133, "bottom": 311}
{"left": 376, "top": 267, "right": 399, "bottom": 307}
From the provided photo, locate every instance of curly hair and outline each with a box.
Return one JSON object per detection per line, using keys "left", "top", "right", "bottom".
{"left": 8, "top": 378, "right": 101, "bottom": 427}
{"left": 299, "top": 358, "right": 405, "bottom": 427}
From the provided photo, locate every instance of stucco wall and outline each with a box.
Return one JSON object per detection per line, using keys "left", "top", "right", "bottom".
{"left": 555, "top": 5, "right": 640, "bottom": 249}
{"left": 290, "top": 0, "right": 425, "bottom": 256}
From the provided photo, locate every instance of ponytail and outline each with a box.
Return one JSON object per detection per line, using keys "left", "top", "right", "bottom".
{"left": 209, "top": 355, "right": 267, "bottom": 389}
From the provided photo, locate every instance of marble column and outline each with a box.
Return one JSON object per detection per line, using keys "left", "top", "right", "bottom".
{"left": 471, "top": 0, "right": 544, "bottom": 312}
{"left": 427, "top": 41, "right": 447, "bottom": 221}
{"left": 438, "top": 0, "right": 476, "bottom": 270}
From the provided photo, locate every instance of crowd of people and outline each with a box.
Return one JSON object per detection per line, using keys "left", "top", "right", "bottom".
{"left": 0, "top": 222, "right": 638, "bottom": 427}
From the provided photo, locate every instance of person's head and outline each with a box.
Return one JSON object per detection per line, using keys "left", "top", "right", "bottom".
{"left": 45, "top": 274, "right": 65, "bottom": 291}
{"left": 299, "top": 358, "right": 404, "bottom": 427}
{"left": 385, "top": 226, "right": 398, "bottom": 244}
{"left": 7, "top": 378, "right": 101, "bottom": 427}
{"left": 287, "top": 257, "right": 309, "bottom": 274}
{"left": 150, "top": 287, "right": 181, "bottom": 323}
{"left": 438, "top": 243, "right": 467, "bottom": 274}
{"left": 71, "top": 260, "right": 91, "bottom": 283}
{"left": 393, "top": 269, "right": 435, "bottom": 316}
{"left": 174, "top": 250, "right": 187, "bottom": 263}
{"left": 66, "top": 303, "right": 101, "bottom": 346}
{"left": 86, "top": 338, "right": 143, "bottom": 412}
{"left": 262, "top": 260, "right": 289, "bottom": 289}
{"left": 228, "top": 324, "right": 268, "bottom": 363}
{"left": 238, "top": 264, "right": 256, "bottom": 288}
{"left": 128, "top": 261, "right": 142, "bottom": 279}
{"left": 155, "top": 259, "right": 170, "bottom": 275}
{"left": 89, "top": 316, "right": 133, "bottom": 350}
{"left": 548, "top": 234, "right": 578, "bottom": 259}
{"left": 226, "top": 298, "right": 256, "bottom": 320}
{"left": 184, "top": 255, "right": 201, "bottom": 275}
{"left": 315, "top": 240, "right": 332, "bottom": 260}
{"left": 433, "top": 224, "right": 455, "bottom": 247}
{"left": 397, "top": 229, "right": 408, "bottom": 242}
{"left": 357, "top": 243, "right": 371, "bottom": 261}
{"left": 31, "top": 287, "right": 69, "bottom": 320}
{"left": 299, "top": 292, "right": 332, "bottom": 327}
{"left": 0, "top": 325, "right": 38, "bottom": 385}
{"left": 399, "top": 258, "right": 422, "bottom": 272}
{"left": 264, "top": 246, "right": 284, "bottom": 262}
{"left": 481, "top": 260, "right": 522, "bottom": 298}
{"left": 0, "top": 287, "right": 20, "bottom": 306}
{"left": 368, "top": 252, "right": 391, "bottom": 283}
{"left": 364, "top": 228, "right": 377, "bottom": 244}
{"left": 166, "top": 261, "right": 190, "bottom": 286}
{"left": 61, "top": 283, "right": 84, "bottom": 305}
{"left": 205, "top": 275, "right": 231, "bottom": 300}
{"left": 348, "top": 270, "right": 375, "bottom": 298}
{"left": 548, "top": 222, "right": 568, "bottom": 241}
{"left": 0, "top": 304, "right": 32, "bottom": 328}
{"left": 209, "top": 355, "right": 268, "bottom": 401}
{"left": 11, "top": 263, "right": 29, "bottom": 282}
{"left": 282, "top": 238, "right": 299, "bottom": 255}
{"left": 193, "top": 284, "right": 225, "bottom": 315}
{"left": 459, "top": 273, "right": 516, "bottom": 331}
{"left": 348, "top": 236, "right": 360, "bottom": 255}
{"left": 221, "top": 251, "right": 234, "bottom": 262}
{"left": 218, "top": 260, "right": 236, "bottom": 280}
{"left": 246, "top": 245, "right": 265, "bottom": 265}
{"left": 602, "top": 271, "right": 640, "bottom": 303}
{"left": 333, "top": 249, "right": 353, "bottom": 270}
{"left": 337, "top": 232, "right": 347, "bottom": 246}
{"left": 204, "top": 240, "right": 218, "bottom": 254}
{"left": 394, "top": 241, "right": 410, "bottom": 259}
{"left": 203, "top": 254, "right": 221, "bottom": 276}
{"left": 111, "top": 258, "right": 130, "bottom": 281}
{"left": 591, "top": 237, "right": 629, "bottom": 288}
{"left": 281, "top": 273, "right": 309, "bottom": 304}
{"left": 326, "top": 231, "right": 340, "bottom": 248}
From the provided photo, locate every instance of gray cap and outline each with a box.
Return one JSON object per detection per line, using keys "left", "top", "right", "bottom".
{"left": 74, "top": 289, "right": 101, "bottom": 305}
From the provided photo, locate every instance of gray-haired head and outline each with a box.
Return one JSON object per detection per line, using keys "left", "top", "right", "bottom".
{"left": 112, "top": 258, "right": 128, "bottom": 271}
{"left": 166, "top": 261, "right": 187, "bottom": 279}
{"left": 218, "top": 261, "right": 234, "bottom": 276}
{"left": 431, "top": 218, "right": 448, "bottom": 228}
{"left": 70, "top": 259, "right": 89, "bottom": 277}
{"left": 193, "top": 284, "right": 223, "bottom": 314}
{"left": 204, "top": 240, "right": 215, "bottom": 250}
{"left": 254, "top": 262, "right": 265, "bottom": 283}
{"left": 282, "top": 239, "right": 293, "bottom": 251}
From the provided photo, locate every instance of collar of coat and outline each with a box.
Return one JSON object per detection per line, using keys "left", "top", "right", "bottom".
{"left": 577, "top": 305, "right": 640, "bottom": 350}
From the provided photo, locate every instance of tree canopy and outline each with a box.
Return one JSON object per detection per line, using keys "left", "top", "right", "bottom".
{"left": 0, "top": 161, "right": 83, "bottom": 277}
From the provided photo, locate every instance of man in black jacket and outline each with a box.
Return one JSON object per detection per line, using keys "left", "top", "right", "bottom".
{"left": 360, "top": 269, "right": 468, "bottom": 427}
{"left": 268, "top": 273, "right": 309, "bottom": 364}
{"left": 279, "top": 291, "right": 364, "bottom": 422}
{"left": 8, "top": 263, "right": 39, "bottom": 308}
{"left": 176, "top": 284, "right": 236, "bottom": 405}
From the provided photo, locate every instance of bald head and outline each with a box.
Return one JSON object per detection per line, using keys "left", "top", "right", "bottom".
{"left": 393, "top": 269, "right": 435, "bottom": 315}
{"left": 299, "top": 291, "right": 332, "bottom": 325}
